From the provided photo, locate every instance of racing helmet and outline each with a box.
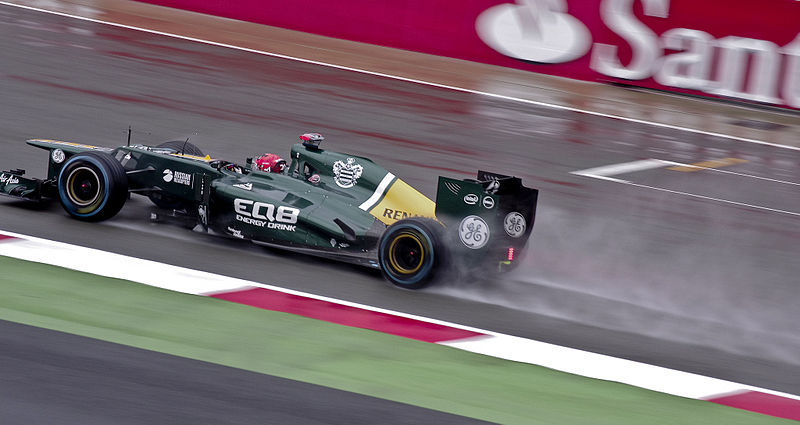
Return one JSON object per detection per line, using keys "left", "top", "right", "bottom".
{"left": 300, "top": 133, "right": 324, "bottom": 149}
{"left": 254, "top": 153, "right": 287, "bottom": 173}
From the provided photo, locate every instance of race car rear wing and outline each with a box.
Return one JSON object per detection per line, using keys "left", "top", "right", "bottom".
{"left": 434, "top": 171, "right": 538, "bottom": 263}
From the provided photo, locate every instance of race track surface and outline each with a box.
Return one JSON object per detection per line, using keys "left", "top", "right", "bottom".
{"left": 0, "top": 319, "right": 487, "bottom": 424}
{"left": 1, "top": 2, "right": 799, "bottom": 402}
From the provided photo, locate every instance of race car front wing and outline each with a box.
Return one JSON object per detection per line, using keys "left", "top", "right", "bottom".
{"left": 0, "top": 169, "right": 53, "bottom": 202}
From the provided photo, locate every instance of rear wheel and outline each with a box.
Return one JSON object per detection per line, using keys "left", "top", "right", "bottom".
{"left": 378, "top": 218, "right": 445, "bottom": 289}
{"left": 148, "top": 141, "right": 205, "bottom": 210}
{"left": 57, "top": 151, "right": 128, "bottom": 222}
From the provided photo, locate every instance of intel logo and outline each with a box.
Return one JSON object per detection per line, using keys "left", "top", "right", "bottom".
{"left": 464, "top": 194, "right": 479, "bottom": 205}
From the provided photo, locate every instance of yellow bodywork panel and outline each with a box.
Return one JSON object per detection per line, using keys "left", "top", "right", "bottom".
{"left": 368, "top": 179, "right": 436, "bottom": 225}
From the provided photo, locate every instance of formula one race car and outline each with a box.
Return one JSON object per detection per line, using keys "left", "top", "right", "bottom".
{"left": 0, "top": 133, "right": 538, "bottom": 289}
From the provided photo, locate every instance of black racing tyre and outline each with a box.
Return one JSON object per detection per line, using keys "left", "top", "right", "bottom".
{"left": 57, "top": 151, "right": 128, "bottom": 222}
{"left": 378, "top": 217, "right": 445, "bottom": 289}
{"left": 155, "top": 140, "right": 204, "bottom": 157}
{"left": 147, "top": 141, "right": 204, "bottom": 210}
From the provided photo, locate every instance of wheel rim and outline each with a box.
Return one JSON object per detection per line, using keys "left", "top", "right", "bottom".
{"left": 387, "top": 231, "right": 426, "bottom": 275}
{"left": 66, "top": 166, "right": 101, "bottom": 207}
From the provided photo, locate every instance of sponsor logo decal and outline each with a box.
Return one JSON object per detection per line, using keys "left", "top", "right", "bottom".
{"left": 444, "top": 181, "right": 461, "bottom": 195}
{"left": 383, "top": 208, "right": 412, "bottom": 220}
{"left": 477, "top": 0, "right": 800, "bottom": 108}
{"left": 477, "top": 0, "right": 591, "bottom": 64}
{"left": 0, "top": 174, "right": 20, "bottom": 185}
{"left": 458, "top": 215, "right": 490, "bottom": 249}
{"left": 464, "top": 193, "right": 479, "bottom": 205}
{"left": 332, "top": 157, "right": 363, "bottom": 188}
{"left": 162, "top": 169, "right": 192, "bottom": 186}
{"left": 482, "top": 196, "right": 495, "bottom": 209}
{"left": 504, "top": 212, "right": 527, "bottom": 238}
{"left": 234, "top": 198, "right": 299, "bottom": 231}
{"left": 227, "top": 227, "right": 244, "bottom": 239}
{"left": 233, "top": 183, "right": 253, "bottom": 191}
{"left": 51, "top": 149, "right": 65, "bottom": 164}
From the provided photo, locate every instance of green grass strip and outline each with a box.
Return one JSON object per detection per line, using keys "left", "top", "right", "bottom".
{"left": 0, "top": 256, "right": 790, "bottom": 424}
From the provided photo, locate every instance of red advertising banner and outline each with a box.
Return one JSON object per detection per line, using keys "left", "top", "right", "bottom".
{"left": 136, "top": 0, "right": 800, "bottom": 109}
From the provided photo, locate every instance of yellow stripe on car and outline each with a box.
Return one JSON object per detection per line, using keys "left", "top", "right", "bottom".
{"left": 368, "top": 178, "right": 436, "bottom": 225}
{"left": 28, "top": 139, "right": 100, "bottom": 149}
{"left": 168, "top": 153, "right": 215, "bottom": 162}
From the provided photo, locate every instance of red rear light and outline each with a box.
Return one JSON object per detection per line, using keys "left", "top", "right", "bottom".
{"left": 507, "top": 247, "right": 515, "bottom": 261}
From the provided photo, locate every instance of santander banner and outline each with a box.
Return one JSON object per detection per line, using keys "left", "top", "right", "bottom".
{"left": 138, "top": 0, "right": 800, "bottom": 109}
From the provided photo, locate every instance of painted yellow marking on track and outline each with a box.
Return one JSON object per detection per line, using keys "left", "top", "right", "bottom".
{"left": 667, "top": 158, "right": 748, "bottom": 172}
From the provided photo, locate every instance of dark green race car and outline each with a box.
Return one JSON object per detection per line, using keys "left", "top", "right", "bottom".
{"left": 0, "top": 133, "right": 538, "bottom": 289}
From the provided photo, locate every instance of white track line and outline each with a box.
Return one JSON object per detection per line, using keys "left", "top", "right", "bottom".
{"left": 570, "top": 159, "right": 669, "bottom": 180}
{"left": 2, "top": 228, "right": 800, "bottom": 404}
{"left": 442, "top": 336, "right": 766, "bottom": 400}
{"left": 1, "top": 1, "right": 798, "bottom": 153}
{"left": 572, "top": 159, "right": 800, "bottom": 216}
{"left": 0, "top": 229, "right": 499, "bottom": 331}
{"left": 658, "top": 160, "right": 800, "bottom": 186}
{"left": 623, "top": 181, "right": 800, "bottom": 217}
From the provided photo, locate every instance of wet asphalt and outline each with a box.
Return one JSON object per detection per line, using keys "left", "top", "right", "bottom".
{"left": 1, "top": 4, "right": 799, "bottom": 418}
{"left": 0, "top": 319, "right": 489, "bottom": 424}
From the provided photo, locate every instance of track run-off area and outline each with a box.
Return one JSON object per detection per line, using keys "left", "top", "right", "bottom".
{"left": 1, "top": 230, "right": 799, "bottom": 423}
{"left": 1, "top": 0, "right": 799, "bottom": 422}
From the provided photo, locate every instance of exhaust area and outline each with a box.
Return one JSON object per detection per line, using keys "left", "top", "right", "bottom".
{"left": 431, "top": 202, "right": 800, "bottom": 366}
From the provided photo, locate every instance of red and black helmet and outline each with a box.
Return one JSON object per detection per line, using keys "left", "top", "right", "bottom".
{"left": 254, "top": 153, "right": 287, "bottom": 173}
{"left": 300, "top": 133, "right": 324, "bottom": 149}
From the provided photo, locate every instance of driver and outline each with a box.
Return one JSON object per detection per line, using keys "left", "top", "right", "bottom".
{"left": 254, "top": 153, "right": 287, "bottom": 174}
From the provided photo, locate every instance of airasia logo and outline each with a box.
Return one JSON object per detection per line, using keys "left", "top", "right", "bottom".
{"left": 477, "top": 0, "right": 800, "bottom": 108}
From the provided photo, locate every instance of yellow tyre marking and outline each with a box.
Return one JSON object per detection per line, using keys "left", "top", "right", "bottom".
{"left": 387, "top": 231, "right": 426, "bottom": 275}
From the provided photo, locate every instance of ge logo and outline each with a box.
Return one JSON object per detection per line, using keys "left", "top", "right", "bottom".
{"left": 51, "top": 149, "right": 65, "bottom": 164}
{"left": 458, "top": 215, "right": 490, "bottom": 249}
{"left": 503, "top": 212, "right": 526, "bottom": 238}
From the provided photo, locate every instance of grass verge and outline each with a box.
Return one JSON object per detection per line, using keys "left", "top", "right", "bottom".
{"left": 0, "top": 256, "right": 790, "bottom": 424}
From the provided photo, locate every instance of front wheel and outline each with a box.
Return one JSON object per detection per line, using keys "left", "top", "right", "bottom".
{"left": 378, "top": 218, "right": 445, "bottom": 289}
{"left": 57, "top": 151, "right": 128, "bottom": 221}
